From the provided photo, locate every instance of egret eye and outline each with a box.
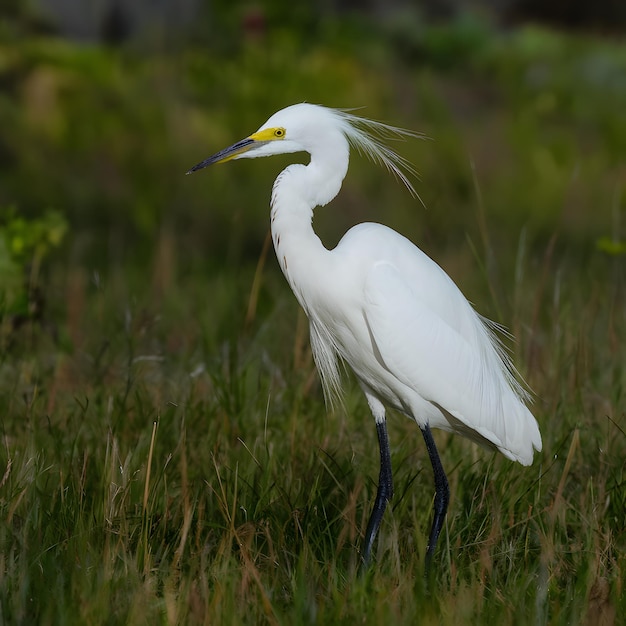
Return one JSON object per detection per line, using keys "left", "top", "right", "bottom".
{"left": 274, "top": 128, "right": 285, "bottom": 138}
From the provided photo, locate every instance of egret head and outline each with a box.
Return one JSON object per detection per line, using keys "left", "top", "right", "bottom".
{"left": 186, "top": 104, "right": 337, "bottom": 173}
{"left": 187, "top": 104, "right": 421, "bottom": 194}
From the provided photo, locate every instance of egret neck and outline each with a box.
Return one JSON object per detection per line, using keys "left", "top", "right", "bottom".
{"left": 270, "top": 144, "right": 349, "bottom": 308}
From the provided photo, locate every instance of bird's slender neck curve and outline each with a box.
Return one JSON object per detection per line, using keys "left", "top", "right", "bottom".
{"left": 269, "top": 139, "right": 349, "bottom": 301}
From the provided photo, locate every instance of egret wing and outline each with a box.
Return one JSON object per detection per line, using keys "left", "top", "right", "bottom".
{"left": 363, "top": 260, "right": 540, "bottom": 464}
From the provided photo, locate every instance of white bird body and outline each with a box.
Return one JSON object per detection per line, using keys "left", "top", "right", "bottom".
{"left": 266, "top": 109, "right": 540, "bottom": 466}
{"left": 273, "top": 216, "right": 539, "bottom": 465}
{"left": 188, "top": 102, "right": 542, "bottom": 567}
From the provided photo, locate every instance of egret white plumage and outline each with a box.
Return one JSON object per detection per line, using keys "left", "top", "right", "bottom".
{"left": 187, "top": 103, "right": 542, "bottom": 568}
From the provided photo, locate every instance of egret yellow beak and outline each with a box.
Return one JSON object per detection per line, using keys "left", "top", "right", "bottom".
{"left": 186, "top": 136, "right": 256, "bottom": 173}
{"left": 186, "top": 128, "right": 285, "bottom": 174}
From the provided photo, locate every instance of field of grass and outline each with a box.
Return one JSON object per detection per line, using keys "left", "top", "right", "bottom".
{"left": 1, "top": 16, "right": 625, "bottom": 625}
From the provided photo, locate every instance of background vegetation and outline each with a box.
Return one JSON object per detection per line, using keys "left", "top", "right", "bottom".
{"left": 1, "top": 4, "right": 625, "bottom": 624}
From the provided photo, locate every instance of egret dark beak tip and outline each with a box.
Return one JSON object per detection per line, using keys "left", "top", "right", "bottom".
{"left": 186, "top": 160, "right": 211, "bottom": 175}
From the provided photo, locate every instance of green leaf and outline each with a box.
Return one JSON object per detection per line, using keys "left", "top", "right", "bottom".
{"left": 596, "top": 236, "right": 626, "bottom": 256}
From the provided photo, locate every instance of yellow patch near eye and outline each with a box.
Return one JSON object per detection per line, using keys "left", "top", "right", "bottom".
{"left": 249, "top": 127, "right": 286, "bottom": 142}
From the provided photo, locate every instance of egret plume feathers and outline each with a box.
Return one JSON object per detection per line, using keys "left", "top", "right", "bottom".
{"left": 333, "top": 109, "right": 425, "bottom": 201}
{"left": 477, "top": 314, "right": 533, "bottom": 403}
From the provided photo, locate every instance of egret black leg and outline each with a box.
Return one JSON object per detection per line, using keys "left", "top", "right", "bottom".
{"left": 421, "top": 424, "right": 450, "bottom": 568}
{"left": 361, "top": 419, "right": 393, "bottom": 568}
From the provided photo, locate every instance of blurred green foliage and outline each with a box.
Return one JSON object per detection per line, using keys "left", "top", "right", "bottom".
{"left": 0, "top": 207, "right": 67, "bottom": 266}
{"left": 0, "top": 19, "right": 624, "bottom": 274}
{"left": 596, "top": 236, "right": 626, "bottom": 256}
{"left": 0, "top": 207, "right": 67, "bottom": 319}
{"left": 0, "top": 14, "right": 623, "bottom": 365}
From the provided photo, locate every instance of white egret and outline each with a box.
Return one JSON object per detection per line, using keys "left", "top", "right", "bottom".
{"left": 187, "top": 103, "right": 542, "bottom": 568}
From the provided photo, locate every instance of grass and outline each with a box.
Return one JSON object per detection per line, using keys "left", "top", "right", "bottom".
{"left": 2, "top": 231, "right": 624, "bottom": 624}
{"left": 1, "top": 20, "right": 626, "bottom": 626}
